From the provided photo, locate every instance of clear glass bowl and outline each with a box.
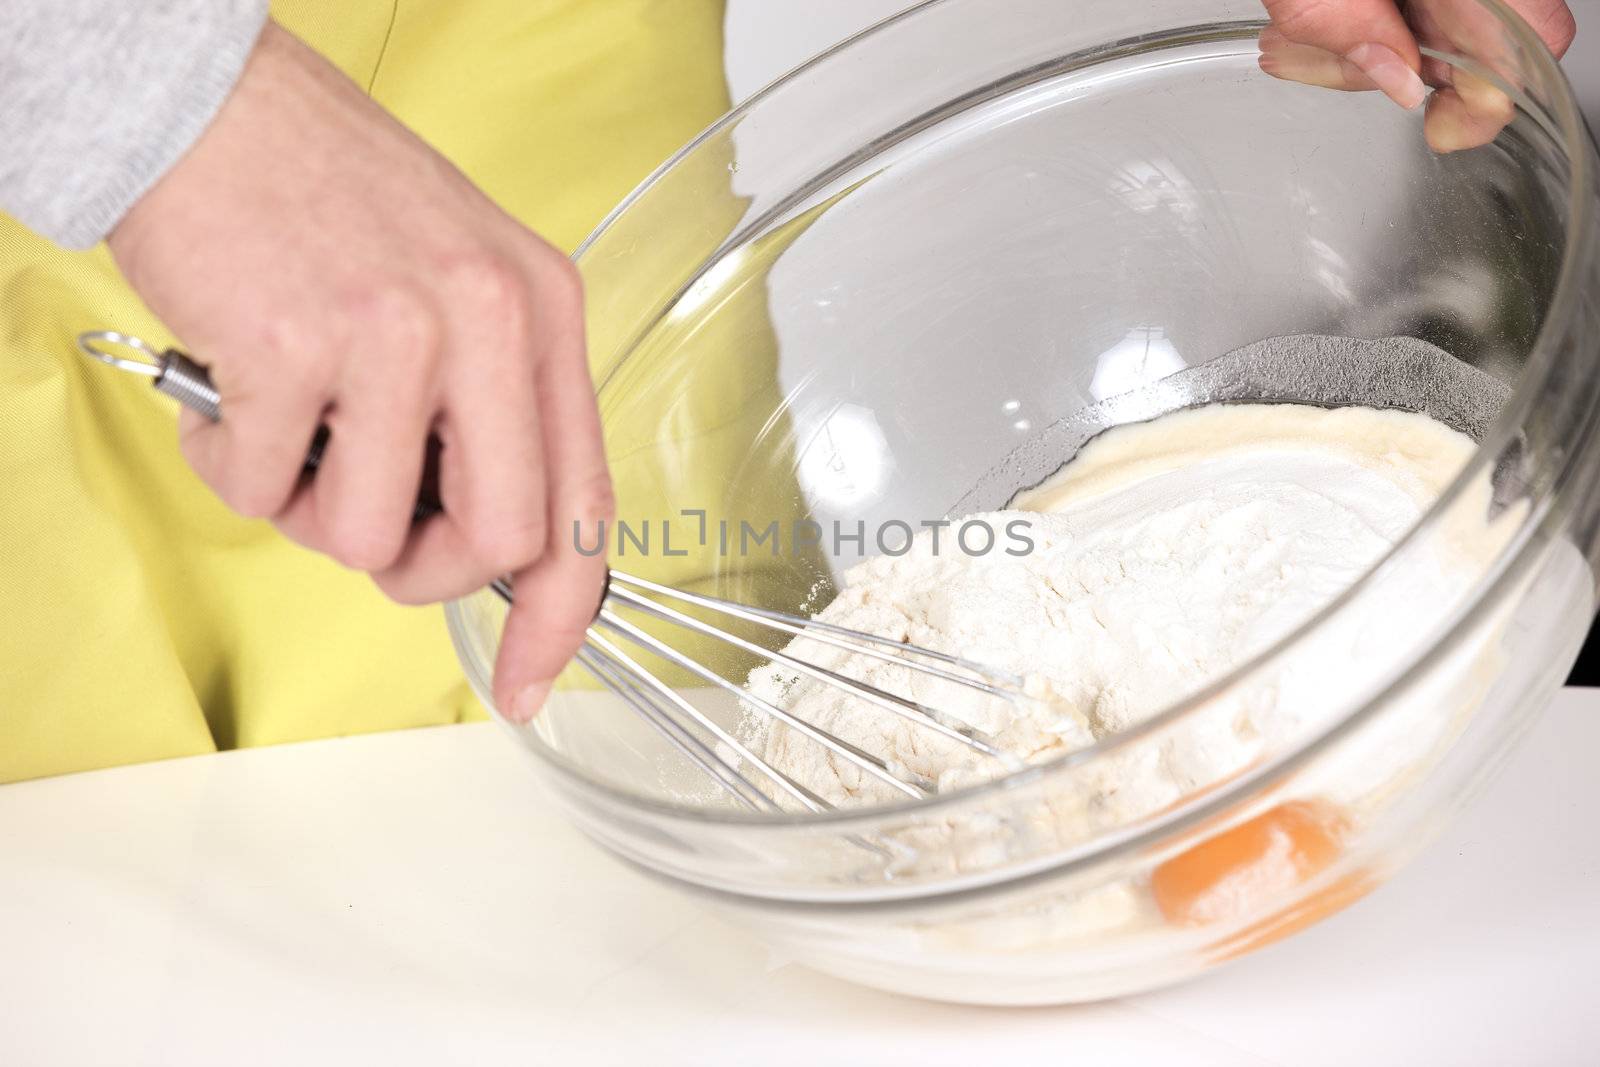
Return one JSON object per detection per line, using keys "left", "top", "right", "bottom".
{"left": 447, "top": 0, "right": 1600, "bottom": 1003}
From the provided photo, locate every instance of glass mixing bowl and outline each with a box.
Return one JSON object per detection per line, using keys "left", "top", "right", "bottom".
{"left": 448, "top": 0, "right": 1600, "bottom": 1003}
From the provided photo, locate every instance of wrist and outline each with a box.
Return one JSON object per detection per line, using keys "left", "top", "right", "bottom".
{"left": 110, "top": 21, "right": 327, "bottom": 278}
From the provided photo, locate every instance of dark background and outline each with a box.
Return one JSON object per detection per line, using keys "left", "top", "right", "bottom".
{"left": 1567, "top": 617, "right": 1600, "bottom": 684}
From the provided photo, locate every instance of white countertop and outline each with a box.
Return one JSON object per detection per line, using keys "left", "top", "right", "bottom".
{"left": 1, "top": 688, "right": 1596, "bottom": 1066}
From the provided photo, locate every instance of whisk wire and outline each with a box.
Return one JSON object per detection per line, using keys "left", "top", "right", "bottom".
{"left": 595, "top": 608, "right": 926, "bottom": 799}
{"left": 586, "top": 623, "right": 831, "bottom": 812}
{"left": 607, "top": 571, "right": 1026, "bottom": 692}
{"left": 576, "top": 642, "right": 778, "bottom": 813}
{"left": 606, "top": 582, "right": 1015, "bottom": 764}
{"left": 492, "top": 569, "right": 1031, "bottom": 806}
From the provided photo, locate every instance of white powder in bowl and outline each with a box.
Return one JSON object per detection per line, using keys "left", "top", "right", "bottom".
{"left": 743, "top": 402, "right": 1504, "bottom": 818}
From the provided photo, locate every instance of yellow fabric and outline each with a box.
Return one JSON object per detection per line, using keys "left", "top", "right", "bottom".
{"left": 0, "top": 0, "right": 733, "bottom": 782}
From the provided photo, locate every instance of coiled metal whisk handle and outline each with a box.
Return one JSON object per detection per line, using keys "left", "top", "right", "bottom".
{"left": 79, "top": 331, "right": 222, "bottom": 420}
{"left": 77, "top": 330, "right": 440, "bottom": 523}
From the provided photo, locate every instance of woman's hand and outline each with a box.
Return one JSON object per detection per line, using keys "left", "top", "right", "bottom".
{"left": 1258, "top": 0, "right": 1576, "bottom": 151}
{"left": 109, "top": 21, "right": 612, "bottom": 723}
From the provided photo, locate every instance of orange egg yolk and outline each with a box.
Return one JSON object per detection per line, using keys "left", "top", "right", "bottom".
{"left": 1152, "top": 799, "right": 1368, "bottom": 955}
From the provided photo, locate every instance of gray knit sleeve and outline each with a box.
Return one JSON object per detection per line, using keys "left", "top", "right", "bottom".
{"left": 0, "top": 1, "right": 271, "bottom": 250}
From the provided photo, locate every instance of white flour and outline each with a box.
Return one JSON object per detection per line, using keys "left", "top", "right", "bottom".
{"left": 744, "top": 402, "right": 1495, "bottom": 814}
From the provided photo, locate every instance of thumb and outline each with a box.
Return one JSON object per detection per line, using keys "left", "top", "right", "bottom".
{"left": 1261, "top": 0, "right": 1428, "bottom": 109}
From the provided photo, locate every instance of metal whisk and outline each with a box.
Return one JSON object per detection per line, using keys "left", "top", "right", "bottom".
{"left": 79, "top": 331, "right": 1029, "bottom": 814}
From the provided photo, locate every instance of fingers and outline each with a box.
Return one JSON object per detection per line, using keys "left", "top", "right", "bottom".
{"left": 363, "top": 249, "right": 560, "bottom": 602}
{"left": 491, "top": 261, "right": 612, "bottom": 723}
{"left": 356, "top": 250, "right": 603, "bottom": 724}
{"left": 275, "top": 245, "right": 583, "bottom": 639}
{"left": 1258, "top": 27, "right": 1381, "bottom": 93}
{"left": 305, "top": 293, "right": 440, "bottom": 570}
{"left": 363, "top": 411, "right": 525, "bottom": 604}
{"left": 1260, "top": 0, "right": 1427, "bottom": 108}
{"left": 1260, "top": 0, "right": 1577, "bottom": 153}
{"left": 367, "top": 510, "right": 493, "bottom": 603}
{"left": 1512, "top": 0, "right": 1577, "bottom": 57}
{"left": 1424, "top": 72, "right": 1517, "bottom": 152}
{"left": 438, "top": 253, "right": 551, "bottom": 578}
{"left": 1410, "top": 0, "right": 1573, "bottom": 151}
{"left": 178, "top": 354, "right": 327, "bottom": 519}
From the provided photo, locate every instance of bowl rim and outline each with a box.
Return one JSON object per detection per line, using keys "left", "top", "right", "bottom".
{"left": 451, "top": 0, "right": 1599, "bottom": 844}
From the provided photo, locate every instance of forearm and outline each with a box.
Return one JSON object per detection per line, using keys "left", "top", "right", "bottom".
{"left": 0, "top": 0, "right": 269, "bottom": 249}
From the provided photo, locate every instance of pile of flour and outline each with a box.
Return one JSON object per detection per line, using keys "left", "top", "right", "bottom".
{"left": 742, "top": 401, "right": 1501, "bottom": 815}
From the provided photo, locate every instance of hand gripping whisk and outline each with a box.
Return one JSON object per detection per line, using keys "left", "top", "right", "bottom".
{"left": 79, "top": 331, "right": 1029, "bottom": 813}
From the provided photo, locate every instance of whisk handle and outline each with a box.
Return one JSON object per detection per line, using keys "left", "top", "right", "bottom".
{"left": 146, "top": 347, "right": 224, "bottom": 421}
{"left": 77, "top": 331, "right": 441, "bottom": 521}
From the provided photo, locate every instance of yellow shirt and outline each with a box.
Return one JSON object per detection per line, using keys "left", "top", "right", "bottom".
{"left": 0, "top": 0, "right": 732, "bottom": 782}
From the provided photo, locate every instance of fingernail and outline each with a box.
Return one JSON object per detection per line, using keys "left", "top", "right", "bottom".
{"left": 509, "top": 683, "right": 551, "bottom": 724}
{"left": 1345, "top": 43, "right": 1427, "bottom": 109}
